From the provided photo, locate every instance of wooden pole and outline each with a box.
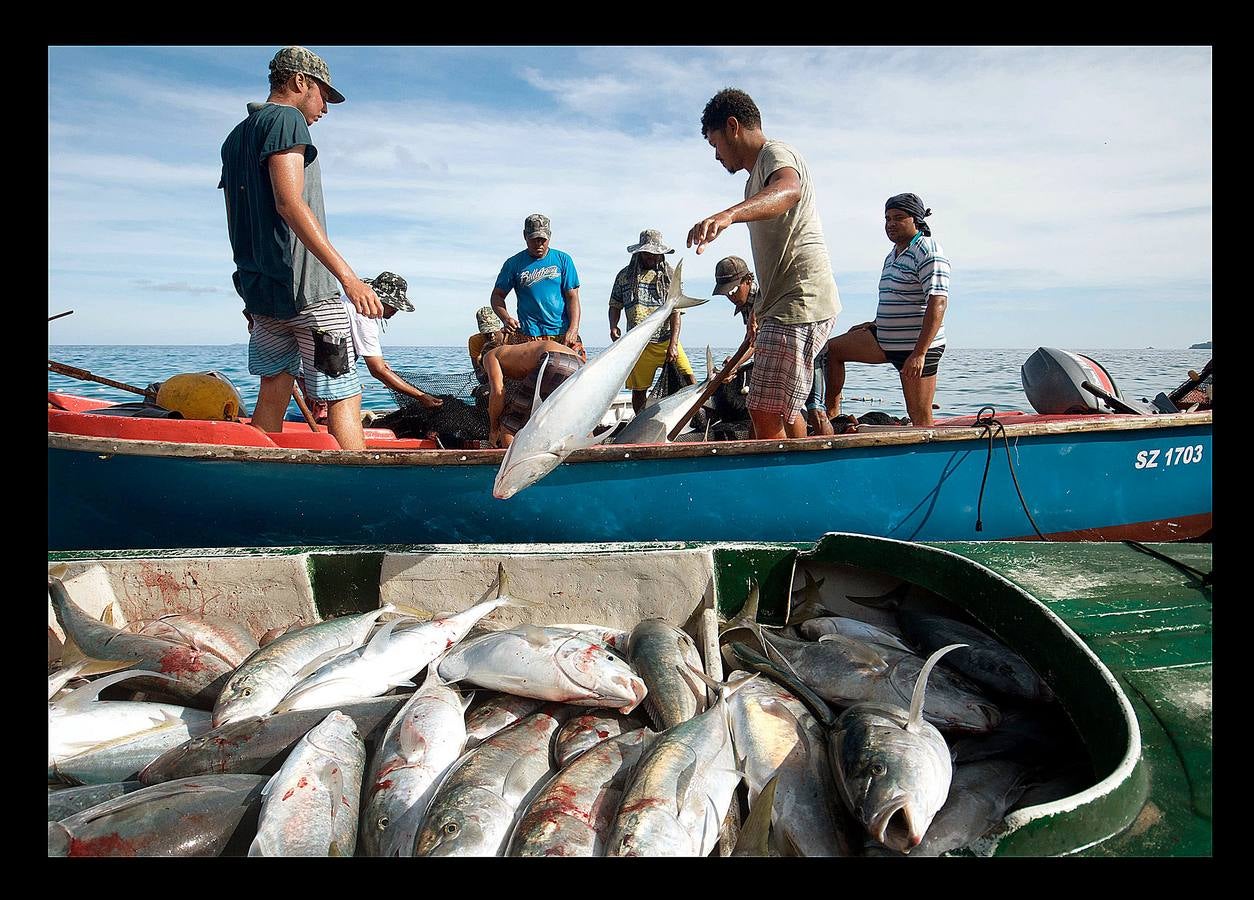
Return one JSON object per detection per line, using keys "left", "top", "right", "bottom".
{"left": 667, "top": 333, "right": 754, "bottom": 442}
{"left": 49, "top": 360, "right": 150, "bottom": 398}
{"left": 290, "top": 380, "right": 320, "bottom": 433}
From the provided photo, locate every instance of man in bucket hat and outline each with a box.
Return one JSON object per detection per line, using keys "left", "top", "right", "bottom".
{"left": 490, "top": 213, "right": 585, "bottom": 361}
{"left": 610, "top": 229, "right": 697, "bottom": 412}
{"left": 220, "top": 46, "right": 383, "bottom": 450}
{"left": 346, "top": 271, "right": 443, "bottom": 410}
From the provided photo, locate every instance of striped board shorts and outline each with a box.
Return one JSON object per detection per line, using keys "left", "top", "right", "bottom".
{"left": 749, "top": 316, "right": 836, "bottom": 423}
{"left": 248, "top": 301, "right": 362, "bottom": 403}
{"left": 500, "top": 351, "right": 585, "bottom": 435}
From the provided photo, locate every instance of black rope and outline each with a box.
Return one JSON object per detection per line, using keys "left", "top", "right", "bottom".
{"left": 973, "top": 406, "right": 1049, "bottom": 541}
{"left": 1124, "top": 541, "right": 1212, "bottom": 587}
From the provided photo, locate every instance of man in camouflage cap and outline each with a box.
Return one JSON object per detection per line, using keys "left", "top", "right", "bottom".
{"left": 489, "top": 213, "right": 585, "bottom": 362}
{"left": 470, "top": 306, "right": 506, "bottom": 383}
{"left": 219, "top": 46, "right": 383, "bottom": 450}
{"left": 609, "top": 228, "right": 696, "bottom": 412}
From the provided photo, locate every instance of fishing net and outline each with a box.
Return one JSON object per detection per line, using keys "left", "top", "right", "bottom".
{"left": 389, "top": 370, "right": 482, "bottom": 407}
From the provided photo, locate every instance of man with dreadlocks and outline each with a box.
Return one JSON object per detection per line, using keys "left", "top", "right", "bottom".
{"left": 609, "top": 229, "right": 697, "bottom": 412}
{"left": 824, "top": 193, "right": 950, "bottom": 428}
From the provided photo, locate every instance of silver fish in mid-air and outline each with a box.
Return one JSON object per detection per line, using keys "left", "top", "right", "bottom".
{"left": 612, "top": 346, "right": 715, "bottom": 445}
{"left": 828, "top": 644, "right": 966, "bottom": 854}
{"left": 212, "top": 606, "right": 393, "bottom": 727}
{"left": 360, "top": 668, "right": 472, "bottom": 858}
{"left": 414, "top": 705, "right": 572, "bottom": 856}
{"left": 248, "top": 711, "right": 366, "bottom": 857}
{"left": 493, "top": 258, "right": 708, "bottom": 499}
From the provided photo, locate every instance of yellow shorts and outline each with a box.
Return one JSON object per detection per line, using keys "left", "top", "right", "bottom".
{"left": 626, "top": 341, "right": 693, "bottom": 390}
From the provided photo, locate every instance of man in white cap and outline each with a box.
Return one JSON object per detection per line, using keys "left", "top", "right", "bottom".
{"left": 609, "top": 229, "right": 697, "bottom": 412}
{"left": 219, "top": 46, "right": 383, "bottom": 450}
{"left": 489, "top": 213, "right": 585, "bottom": 361}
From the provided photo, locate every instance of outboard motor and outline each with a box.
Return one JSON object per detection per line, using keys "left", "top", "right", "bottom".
{"left": 1021, "top": 348, "right": 1125, "bottom": 414}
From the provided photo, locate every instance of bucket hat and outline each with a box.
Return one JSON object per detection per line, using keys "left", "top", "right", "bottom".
{"left": 626, "top": 228, "right": 675, "bottom": 255}
{"left": 363, "top": 271, "right": 414, "bottom": 312}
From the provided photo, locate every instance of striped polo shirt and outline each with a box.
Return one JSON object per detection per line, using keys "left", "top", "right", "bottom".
{"left": 875, "top": 232, "right": 950, "bottom": 352}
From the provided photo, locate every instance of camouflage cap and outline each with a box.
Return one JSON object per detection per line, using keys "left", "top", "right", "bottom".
{"left": 362, "top": 271, "right": 414, "bottom": 312}
{"left": 524, "top": 213, "right": 551, "bottom": 239}
{"left": 713, "top": 256, "right": 752, "bottom": 295}
{"left": 476, "top": 306, "right": 504, "bottom": 335}
{"left": 270, "top": 46, "right": 345, "bottom": 104}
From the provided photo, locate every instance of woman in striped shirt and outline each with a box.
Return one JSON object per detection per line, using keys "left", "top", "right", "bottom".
{"left": 824, "top": 193, "right": 950, "bottom": 427}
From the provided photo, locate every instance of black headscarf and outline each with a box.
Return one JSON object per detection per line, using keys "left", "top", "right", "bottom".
{"left": 885, "top": 193, "right": 932, "bottom": 236}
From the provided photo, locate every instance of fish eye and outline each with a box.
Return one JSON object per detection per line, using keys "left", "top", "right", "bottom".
{"left": 443, "top": 822, "right": 459, "bottom": 835}
{"left": 241, "top": 688, "right": 253, "bottom": 697}
{"left": 870, "top": 763, "right": 887, "bottom": 777}
{"left": 378, "top": 816, "right": 389, "bottom": 829}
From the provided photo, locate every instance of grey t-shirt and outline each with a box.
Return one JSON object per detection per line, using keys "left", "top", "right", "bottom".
{"left": 744, "top": 140, "right": 841, "bottom": 325}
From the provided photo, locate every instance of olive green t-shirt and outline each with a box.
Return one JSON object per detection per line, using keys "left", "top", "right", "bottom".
{"left": 745, "top": 140, "right": 841, "bottom": 325}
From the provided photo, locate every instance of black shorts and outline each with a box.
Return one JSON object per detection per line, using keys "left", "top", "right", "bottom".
{"left": 869, "top": 325, "right": 945, "bottom": 377}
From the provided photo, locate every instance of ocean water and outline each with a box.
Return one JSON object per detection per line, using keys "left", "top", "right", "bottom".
{"left": 48, "top": 345, "right": 1212, "bottom": 421}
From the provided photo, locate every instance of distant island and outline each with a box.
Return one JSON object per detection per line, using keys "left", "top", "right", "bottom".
{"left": 1190, "top": 341, "right": 1212, "bottom": 350}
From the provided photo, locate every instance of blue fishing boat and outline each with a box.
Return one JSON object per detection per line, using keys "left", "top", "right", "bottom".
{"left": 48, "top": 392, "right": 1211, "bottom": 551}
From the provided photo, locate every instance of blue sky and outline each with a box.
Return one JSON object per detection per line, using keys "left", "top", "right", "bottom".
{"left": 48, "top": 46, "right": 1212, "bottom": 348}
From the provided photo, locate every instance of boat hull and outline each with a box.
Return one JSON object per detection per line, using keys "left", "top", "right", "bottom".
{"left": 49, "top": 415, "right": 1212, "bottom": 551}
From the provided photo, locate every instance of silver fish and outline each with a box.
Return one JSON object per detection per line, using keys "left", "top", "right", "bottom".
{"left": 464, "top": 694, "right": 545, "bottom": 749}
{"left": 360, "top": 668, "right": 472, "bottom": 858}
{"left": 49, "top": 577, "right": 234, "bottom": 708}
{"left": 49, "top": 774, "right": 267, "bottom": 857}
{"left": 130, "top": 613, "right": 260, "bottom": 669}
{"left": 612, "top": 346, "right": 715, "bottom": 445}
{"left": 828, "top": 645, "right": 965, "bottom": 853}
{"left": 907, "top": 760, "right": 1036, "bottom": 857}
{"left": 275, "top": 565, "right": 519, "bottom": 713}
{"left": 51, "top": 713, "right": 213, "bottom": 785}
{"left": 414, "top": 705, "right": 572, "bottom": 856}
{"left": 796, "top": 616, "right": 912, "bottom": 654}
{"left": 896, "top": 609, "right": 1054, "bottom": 703}
{"left": 764, "top": 632, "right": 1000, "bottom": 733}
{"left": 553, "top": 710, "right": 645, "bottom": 768}
{"left": 627, "top": 618, "right": 707, "bottom": 731}
{"left": 138, "top": 695, "right": 409, "bottom": 784}
{"left": 494, "top": 258, "right": 708, "bottom": 499}
{"left": 212, "top": 606, "right": 393, "bottom": 726}
{"left": 48, "top": 781, "right": 144, "bottom": 822}
{"left": 605, "top": 669, "right": 748, "bottom": 857}
{"left": 726, "top": 671, "right": 852, "bottom": 856}
{"left": 509, "top": 728, "right": 655, "bottom": 857}
{"left": 248, "top": 710, "right": 366, "bottom": 857}
{"left": 439, "top": 625, "right": 647, "bottom": 714}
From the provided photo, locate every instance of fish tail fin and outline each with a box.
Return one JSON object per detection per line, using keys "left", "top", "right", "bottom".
{"left": 705, "top": 345, "right": 714, "bottom": 383}
{"left": 906, "top": 643, "right": 968, "bottom": 732}
{"left": 735, "top": 773, "right": 780, "bottom": 856}
{"left": 681, "top": 662, "right": 760, "bottom": 706}
{"left": 530, "top": 353, "right": 551, "bottom": 414}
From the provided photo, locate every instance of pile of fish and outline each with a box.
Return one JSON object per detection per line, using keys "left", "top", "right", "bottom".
{"left": 47, "top": 562, "right": 1086, "bottom": 857}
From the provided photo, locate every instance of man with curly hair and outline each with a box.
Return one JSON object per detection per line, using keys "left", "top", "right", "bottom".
{"left": 687, "top": 88, "right": 841, "bottom": 440}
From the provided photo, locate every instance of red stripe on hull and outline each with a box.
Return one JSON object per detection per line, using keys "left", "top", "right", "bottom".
{"left": 1015, "top": 513, "right": 1213, "bottom": 542}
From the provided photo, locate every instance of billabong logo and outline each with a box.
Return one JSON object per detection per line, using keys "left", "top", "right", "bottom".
{"left": 519, "top": 265, "right": 561, "bottom": 288}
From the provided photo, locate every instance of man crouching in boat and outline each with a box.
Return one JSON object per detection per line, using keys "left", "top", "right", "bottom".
{"left": 824, "top": 193, "right": 949, "bottom": 428}
{"left": 483, "top": 341, "right": 584, "bottom": 449}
